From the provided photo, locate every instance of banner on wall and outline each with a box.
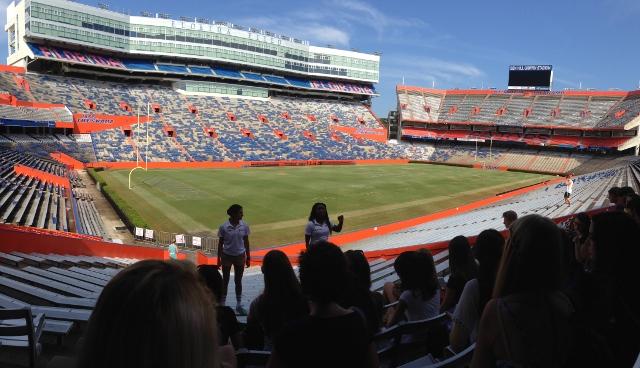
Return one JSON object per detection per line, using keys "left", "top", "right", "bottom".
{"left": 144, "top": 229, "right": 154, "bottom": 240}
{"left": 29, "top": 43, "right": 126, "bottom": 69}
{"left": 309, "top": 81, "right": 376, "bottom": 95}
{"left": 192, "top": 236, "right": 202, "bottom": 247}
{"left": 175, "top": 234, "right": 185, "bottom": 244}
{"left": 135, "top": 227, "right": 144, "bottom": 237}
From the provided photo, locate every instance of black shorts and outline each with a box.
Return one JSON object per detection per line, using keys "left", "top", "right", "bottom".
{"left": 564, "top": 192, "right": 571, "bottom": 199}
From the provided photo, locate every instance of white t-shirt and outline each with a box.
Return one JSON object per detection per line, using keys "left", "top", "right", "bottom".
{"left": 305, "top": 220, "right": 333, "bottom": 245}
{"left": 452, "top": 278, "right": 480, "bottom": 343}
{"left": 566, "top": 179, "right": 574, "bottom": 194}
{"left": 218, "top": 220, "right": 250, "bottom": 256}
{"left": 399, "top": 288, "right": 440, "bottom": 322}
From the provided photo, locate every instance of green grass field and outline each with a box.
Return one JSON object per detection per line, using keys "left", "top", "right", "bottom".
{"left": 92, "top": 164, "right": 551, "bottom": 248}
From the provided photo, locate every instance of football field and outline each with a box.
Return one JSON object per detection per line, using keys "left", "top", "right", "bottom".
{"left": 92, "top": 164, "right": 551, "bottom": 248}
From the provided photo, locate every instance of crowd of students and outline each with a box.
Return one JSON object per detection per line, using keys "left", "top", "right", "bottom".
{"left": 73, "top": 187, "right": 639, "bottom": 368}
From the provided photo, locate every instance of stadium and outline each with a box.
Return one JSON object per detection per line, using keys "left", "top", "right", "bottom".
{"left": 0, "top": 0, "right": 638, "bottom": 367}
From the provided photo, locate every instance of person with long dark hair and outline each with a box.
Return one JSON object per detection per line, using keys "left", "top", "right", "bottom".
{"left": 304, "top": 203, "right": 344, "bottom": 248}
{"left": 77, "top": 260, "right": 219, "bottom": 368}
{"left": 472, "top": 215, "right": 573, "bottom": 368}
{"left": 268, "top": 242, "right": 378, "bottom": 367}
{"left": 384, "top": 250, "right": 440, "bottom": 327}
{"left": 343, "top": 250, "right": 384, "bottom": 336}
{"left": 244, "top": 250, "right": 308, "bottom": 350}
{"left": 218, "top": 204, "right": 251, "bottom": 314}
{"left": 449, "top": 229, "right": 504, "bottom": 353}
{"left": 441, "top": 235, "right": 478, "bottom": 313}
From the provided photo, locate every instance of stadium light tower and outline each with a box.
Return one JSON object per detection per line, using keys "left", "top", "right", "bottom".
{"left": 128, "top": 103, "right": 150, "bottom": 189}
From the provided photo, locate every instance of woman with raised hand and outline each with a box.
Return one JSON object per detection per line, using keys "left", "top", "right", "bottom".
{"left": 304, "top": 202, "right": 344, "bottom": 248}
{"left": 218, "top": 204, "right": 251, "bottom": 314}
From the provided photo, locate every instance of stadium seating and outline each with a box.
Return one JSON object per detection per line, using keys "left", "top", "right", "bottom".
{"left": 399, "top": 89, "right": 637, "bottom": 129}
{"left": 0, "top": 252, "right": 132, "bottom": 355}
{"left": 343, "top": 159, "right": 640, "bottom": 251}
{"left": 0, "top": 71, "right": 399, "bottom": 163}
{"left": 0, "top": 148, "right": 105, "bottom": 236}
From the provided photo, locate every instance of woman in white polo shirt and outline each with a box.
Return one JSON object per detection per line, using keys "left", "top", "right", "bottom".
{"left": 304, "top": 202, "right": 344, "bottom": 248}
{"left": 218, "top": 204, "right": 251, "bottom": 314}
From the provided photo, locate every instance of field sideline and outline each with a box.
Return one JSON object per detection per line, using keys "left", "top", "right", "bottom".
{"left": 92, "top": 164, "right": 551, "bottom": 248}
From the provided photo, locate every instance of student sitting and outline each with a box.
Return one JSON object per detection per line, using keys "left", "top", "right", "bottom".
{"left": 268, "top": 241, "right": 378, "bottom": 368}
{"left": 449, "top": 229, "right": 504, "bottom": 353}
{"left": 384, "top": 250, "right": 440, "bottom": 327}
{"left": 244, "top": 250, "right": 308, "bottom": 350}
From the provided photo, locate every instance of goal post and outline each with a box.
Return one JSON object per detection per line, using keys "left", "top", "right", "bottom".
{"left": 128, "top": 104, "right": 150, "bottom": 189}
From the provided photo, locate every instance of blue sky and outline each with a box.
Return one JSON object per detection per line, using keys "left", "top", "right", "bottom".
{"left": 2, "top": 0, "right": 640, "bottom": 116}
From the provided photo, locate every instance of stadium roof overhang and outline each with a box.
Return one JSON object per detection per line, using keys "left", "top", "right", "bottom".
{"left": 618, "top": 135, "right": 640, "bottom": 151}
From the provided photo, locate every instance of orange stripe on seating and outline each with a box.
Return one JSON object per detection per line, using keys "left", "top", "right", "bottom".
{"left": 14, "top": 164, "right": 71, "bottom": 194}
{"left": 50, "top": 152, "right": 85, "bottom": 170}
{"left": 0, "top": 65, "right": 25, "bottom": 73}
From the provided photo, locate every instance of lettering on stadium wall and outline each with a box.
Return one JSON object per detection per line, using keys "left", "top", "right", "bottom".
{"left": 75, "top": 114, "right": 114, "bottom": 124}
{"left": 29, "top": 44, "right": 125, "bottom": 69}
{"left": 310, "top": 81, "right": 375, "bottom": 95}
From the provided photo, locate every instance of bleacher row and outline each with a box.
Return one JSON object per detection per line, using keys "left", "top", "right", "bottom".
{"left": 0, "top": 134, "right": 97, "bottom": 164}
{"left": 399, "top": 141, "right": 612, "bottom": 174}
{"left": 0, "top": 104, "right": 72, "bottom": 123}
{"left": 0, "top": 252, "right": 135, "bottom": 352}
{"left": 0, "top": 175, "right": 68, "bottom": 231}
{"left": 397, "top": 89, "right": 639, "bottom": 128}
{"left": 0, "top": 249, "right": 454, "bottom": 367}
{"left": 0, "top": 148, "right": 106, "bottom": 237}
{"left": 343, "top": 159, "right": 640, "bottom": 252}
{"left": 72, "top": 189, "right": 106, "bottom": 238}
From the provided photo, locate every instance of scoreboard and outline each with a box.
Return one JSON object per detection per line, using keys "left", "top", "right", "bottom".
{"left": 508, "top": 65, "right": 553, "bottom": 91}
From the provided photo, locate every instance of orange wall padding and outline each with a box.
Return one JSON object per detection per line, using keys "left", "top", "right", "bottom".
{"left": 50, "top": 152, "right": 85, "bottom": 170}
{"left": 14, "top": 164, "right": 71, "bottom": 193}
{"left": 69, "top": 113, "right": 152, "bottom": 133}
{"left": 0, "top": 224, "right": 168, "bottom": 260}
{"left": 0, "top": 65, "right": 25, "bottom": 73}
{"left": 86, "top": 159, "right": 409, "bottom": 170}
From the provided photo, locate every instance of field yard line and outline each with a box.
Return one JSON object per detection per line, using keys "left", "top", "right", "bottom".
{"left": 111, "top": 172, "right": 212, "bottom": 233}
{"left": 250, "top": 176, "right": 543, "bottom": 232}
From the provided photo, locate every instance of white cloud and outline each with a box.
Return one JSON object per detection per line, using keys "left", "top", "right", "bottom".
{"left": 303, "top": 26, "right": 350, "bottom": 47}
{"left": 384, "top": 56, "right": 484, "bottom": 85}
{"left": 235, "top": 0, "right": 425, "bottom": 47}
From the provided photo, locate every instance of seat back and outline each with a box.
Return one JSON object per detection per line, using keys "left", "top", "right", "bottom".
{"left": 0, "top": 308, "right": 41, "bottom": 368}
{"left": 399, "top": 343, "right": 476, "bottom": 368}
{"left": 236, "top": 349, "right": 271, "bottom": 368}
{"left": 375, "top": 313, "right": 449, "bottom": 367}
